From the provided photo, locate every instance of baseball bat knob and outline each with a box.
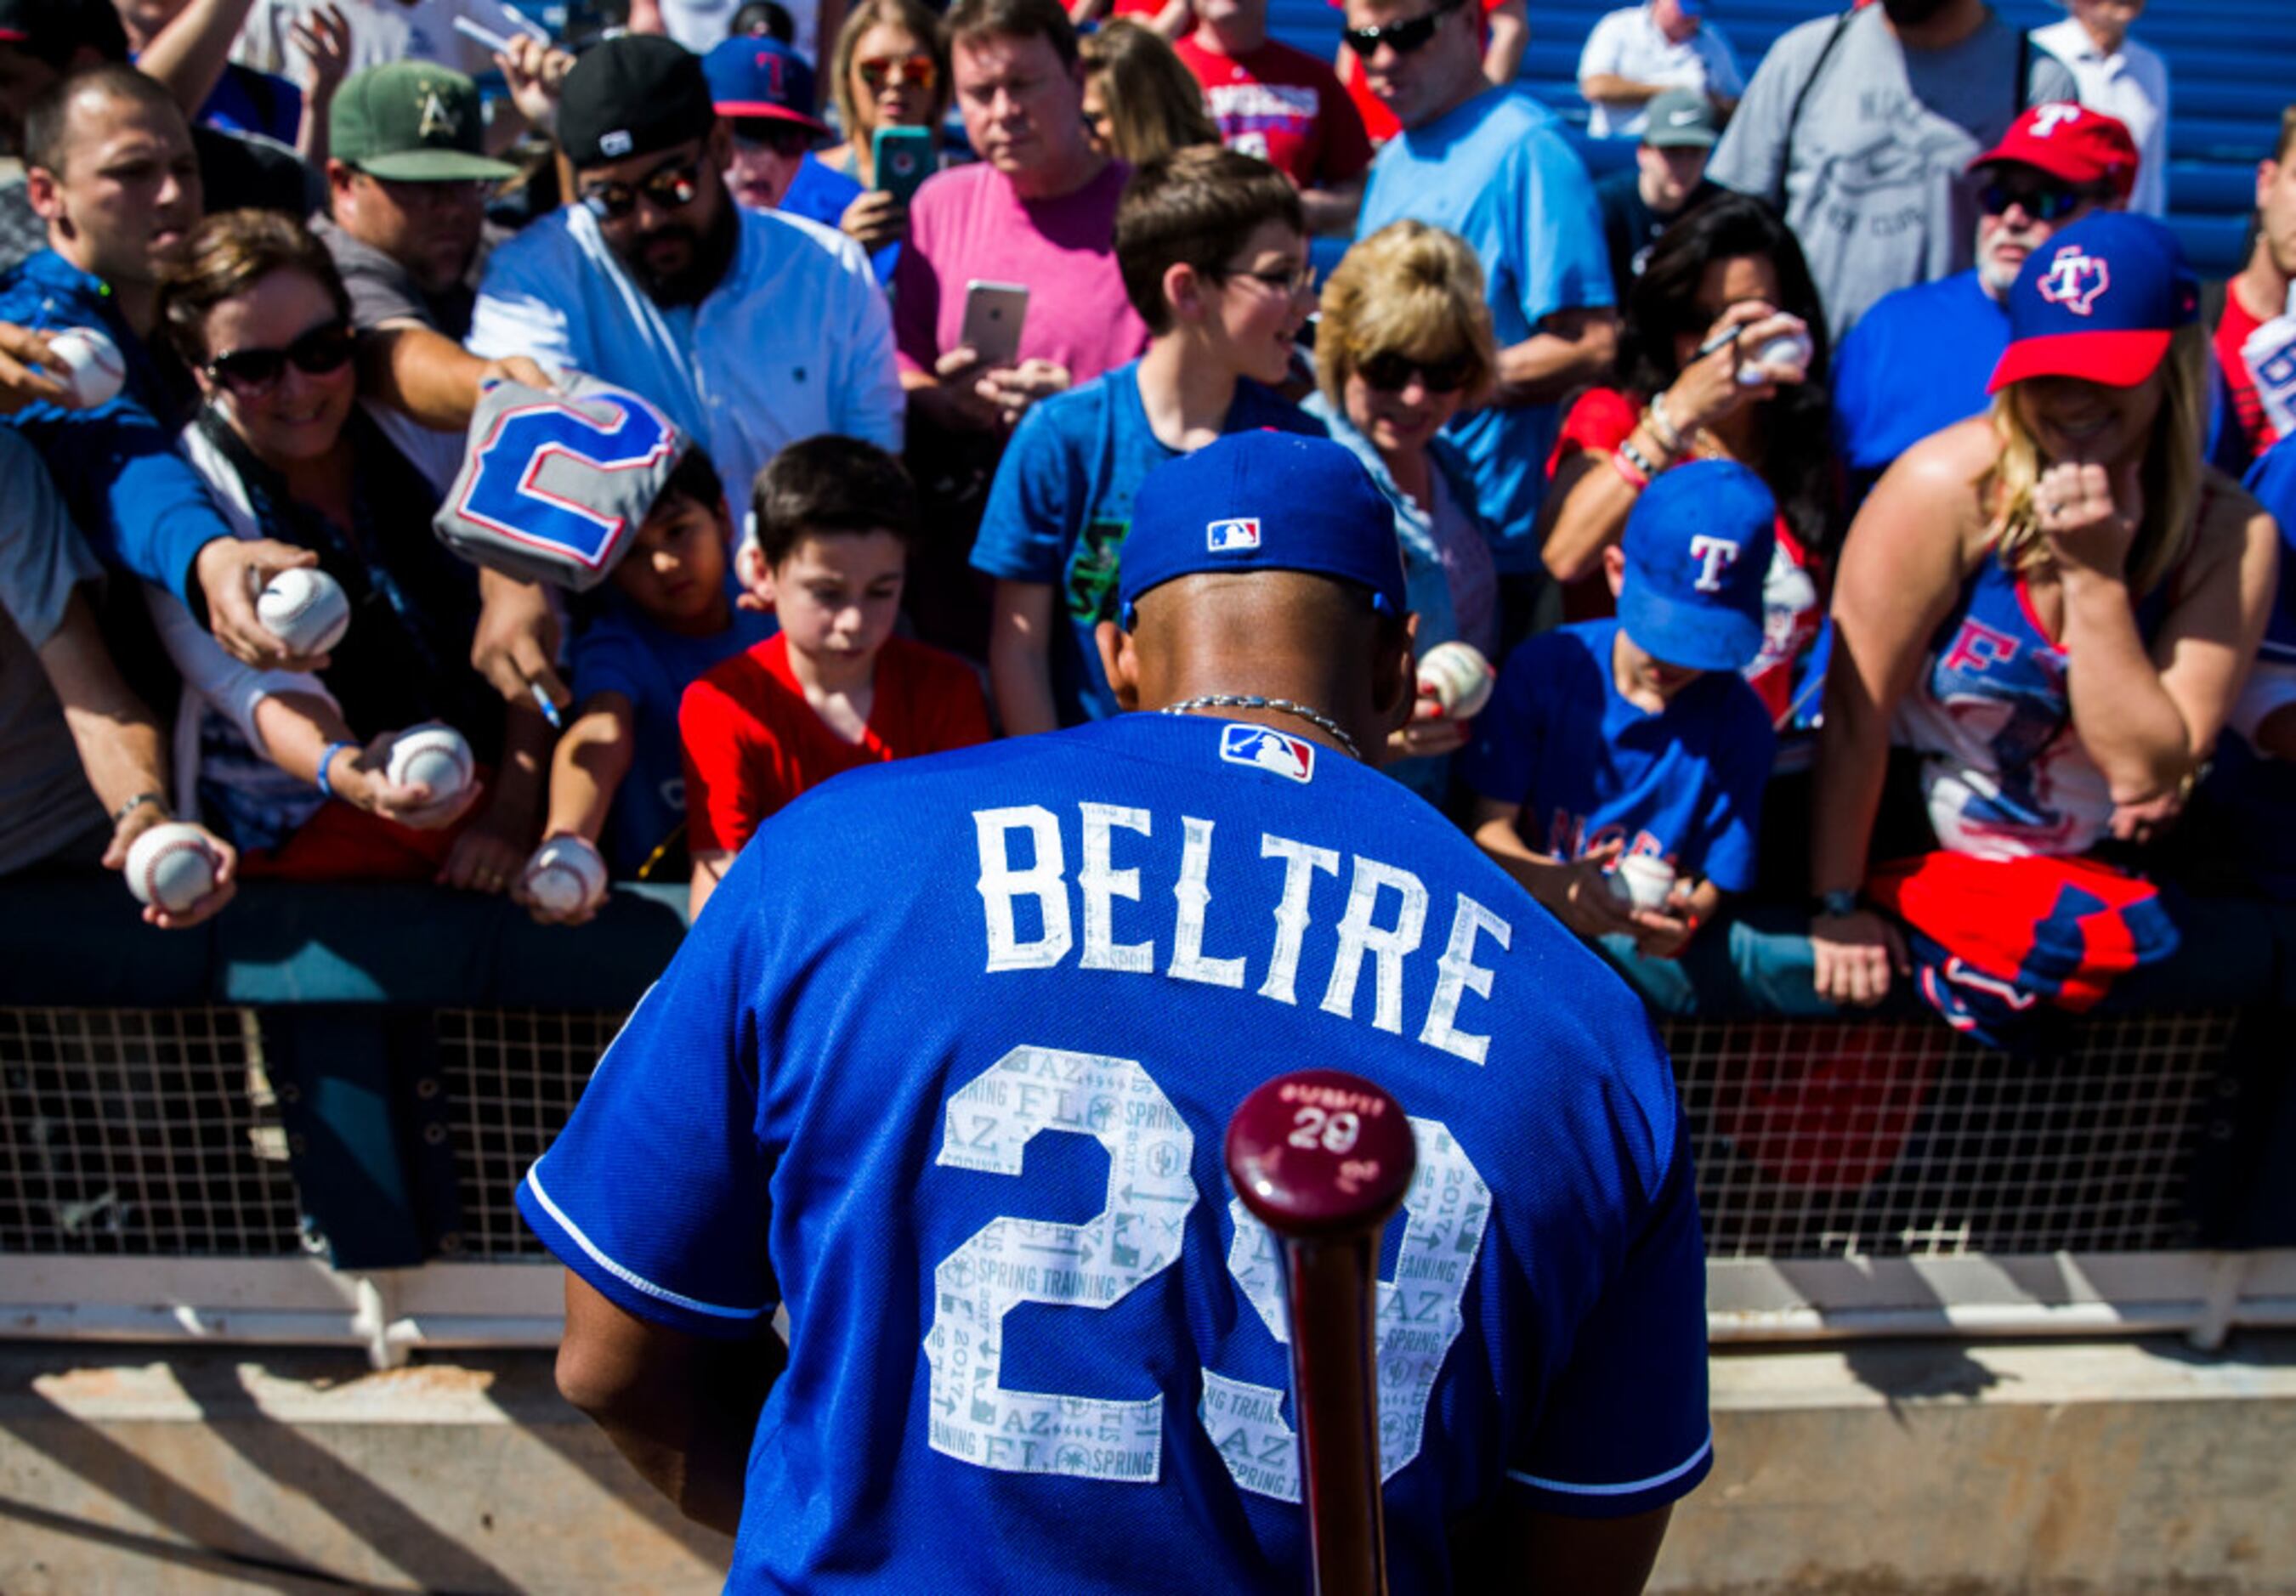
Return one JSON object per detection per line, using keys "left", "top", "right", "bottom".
{"left": 1225, "top": 1070, "right": 1415, "bottom": 1241}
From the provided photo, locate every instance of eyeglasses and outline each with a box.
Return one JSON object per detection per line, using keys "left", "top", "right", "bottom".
{"left": 733, "top": 120, "right": 815, "bottom": 159}
{"left": 1218, "top": 259, "right": 1317, "bottom": 297}
{"left": 1358, "top": 348, "right": 1476, "bottom": 393}
{"left": 1978, "top": 180, "right": 2089, "bottom": 222}
{"left": 204, "top": 320, "right": 357, "bottom": 393}
{"left": 1342, "top": 0, "right": 1469, "bottom": 59}
{"left": 858, "top": 53, "right": 937, "bottom": 92}
{"left": 580, "top": 155, "right": 705, "bottom": 223}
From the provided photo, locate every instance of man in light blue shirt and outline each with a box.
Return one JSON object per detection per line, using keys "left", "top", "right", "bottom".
{"left": 468, "top": 37, "right": 903, "bottom": 514}
{"left": 1349, "top": 0, "right": 1614, "bottom": 611}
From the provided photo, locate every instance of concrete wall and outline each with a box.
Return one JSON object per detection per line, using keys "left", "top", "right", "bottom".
{"left": 3, "top": 1336, "right": 2293, "bottom": 1593}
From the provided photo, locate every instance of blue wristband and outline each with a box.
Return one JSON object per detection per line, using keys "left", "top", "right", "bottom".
{"left": 316, "top": 740, "right": 360, "bottom": 800}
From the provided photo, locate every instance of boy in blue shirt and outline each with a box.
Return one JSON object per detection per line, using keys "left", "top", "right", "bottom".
{"left": 1464, "top": 458, "right": 1776, "bottom": 974}
{"left": 972, "top": 144, "right": 1322, "bottom": 734}
{"left": 515, "top": 447, "right": 779, "bottom": 917}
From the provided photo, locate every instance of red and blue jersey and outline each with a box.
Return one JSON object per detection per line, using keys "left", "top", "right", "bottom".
{"left": 1459, "top": 620, "right": 1774, "bottom": 892}
{"left": 519, "top": 713, "right": 1710, "bottom": 1592}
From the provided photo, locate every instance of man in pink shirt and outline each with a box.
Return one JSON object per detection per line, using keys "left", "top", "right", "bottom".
{"left": 893, "top": 0, "right": 1149, "bottom": 439}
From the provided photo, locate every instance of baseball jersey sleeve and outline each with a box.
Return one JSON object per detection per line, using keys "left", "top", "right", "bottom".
{"left": 970, "top": 401, "right": 1082, "bottom": 584}
{"left": 1687, "top": 686, "right": 1775, "bottom": 893}
{"left": 516, "top": 882, "right": 781, "bottom": 1339}
{"left": 1505, "top": 1139, "right": 1714, "bottom": 1517}
{"left": 679, "top": 665, "right": 772, "bottom": 857}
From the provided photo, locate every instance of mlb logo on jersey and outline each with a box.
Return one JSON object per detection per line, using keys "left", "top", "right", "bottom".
{"left": 1219, "top": 722, "right": 1314, "bottom": 782}
{"left": 2038, "top": 247, "right": 2111, "bottom": 316}
{"left": 1206, "top": 518, "right": 1262, "bottom": 553}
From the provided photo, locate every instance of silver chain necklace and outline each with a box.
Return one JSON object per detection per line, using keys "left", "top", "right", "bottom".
{"left": 1159, "top": 694, "right": 1362, "bottom": 761}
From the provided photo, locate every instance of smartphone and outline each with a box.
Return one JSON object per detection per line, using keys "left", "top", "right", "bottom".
{"left": 872, "top": 126, "right": 936, "bottom": 207}
{"left": 961, "top": 280, "right": 1029, "bottom": 370}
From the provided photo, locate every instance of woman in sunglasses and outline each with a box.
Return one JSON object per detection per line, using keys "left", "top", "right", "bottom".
{"left": 145, "top": 209, "right": 546, "bottom": 891}
{"left": 1306, "top": 219, "right": 1498, "bottom": 801}
{"left": 820, "top": 0, "right": 954, "bottom": 274}
{"left": 1537, "top": 192, "right": 1834, "bottom": 727}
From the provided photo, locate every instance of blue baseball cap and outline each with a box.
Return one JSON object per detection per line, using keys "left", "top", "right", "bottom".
{"left": 1989, "top": 212, "right": 2197, "bottom": 393}
{"left": 1617, "top": 459, "right": 1777, "bottom": 672}
{"left": 1117, "top": 433, "right": 1409, "bottom": 627}
{"left": 703, "top": 37, "right": 827, "bottom": 133}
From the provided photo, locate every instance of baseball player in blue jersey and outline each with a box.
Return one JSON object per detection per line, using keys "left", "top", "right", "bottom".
{"left": 519, "top": 433, "right": 1712, "bottom": 1592}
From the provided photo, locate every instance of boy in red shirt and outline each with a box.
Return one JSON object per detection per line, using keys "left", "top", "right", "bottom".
{"left": 680, "top": 438, "right": 992, "bottom": 918}
{"left": 1175, "top": 0, "right": 1372, "bottom": 233}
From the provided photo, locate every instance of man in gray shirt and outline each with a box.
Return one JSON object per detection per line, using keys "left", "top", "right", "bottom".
{"left": 1707, "top": 0, "right": 2077, "bottom": 340}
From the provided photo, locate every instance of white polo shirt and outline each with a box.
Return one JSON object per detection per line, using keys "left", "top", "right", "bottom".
{"left": 2032, "top": 16, "right": 2171, "bottom": 218}
{"left": 468, "top": 203, "right": 904, "bottom": 506}
{"left": 1577, "top": 3, "right": 1744, "bottom": 141}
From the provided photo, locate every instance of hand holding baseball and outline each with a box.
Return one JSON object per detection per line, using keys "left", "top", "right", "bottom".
{"left": 106, "top": 812, "right": 238, "bottom": 930}
{"left": 0, "top": 322, "right": 71, "bottom": 413}
{"left": 2035, "top": 461, "right": 2142, "bottom": 577}
{"left": 331, "top": 728, "right": 481, "bottom": 830}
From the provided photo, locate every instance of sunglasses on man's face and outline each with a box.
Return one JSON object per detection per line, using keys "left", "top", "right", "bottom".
{"left": 858, "top": 53, "right": 936, "bottom": 92}
{"left": 1358, "top": 348, "right": 1475, "bottom": 394}
{"left": 581, "top": 155, "right": 705, "bottom": 223}
{"left": 204, "top": 320, "right": 357, "bottom": 393}
{"left": 1978, "top": 180, "right": 2088, "bottom": 222}
{"left": 1343, "top": 0, "right": 1468, "bottom": 59}
{"left": 733, "top": 120, "right": 814, "bottom": 159}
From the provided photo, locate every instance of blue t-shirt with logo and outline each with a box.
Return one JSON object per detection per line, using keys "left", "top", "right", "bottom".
{"left": 1358, "top": 88, "right": 1613, "bottom": 568}
{"left": 569, "top": 583, "right": 778, "bottom": 875}
{"left": 971, "top": 362, "right": 1321, "bottom": 724}
{"left": 1460, "top": 619, "right": 1773, "bottom": 892}
{"left": 1831, "top": 269, "right": 2006, "bottom": 506}
{"left": 519, "top": 712, "right": 1711, "bottom": 1593}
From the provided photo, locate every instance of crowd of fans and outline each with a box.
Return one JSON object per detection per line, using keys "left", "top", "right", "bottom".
{"left": 0, "top": 0, "right": 2290, "bottom": 1045}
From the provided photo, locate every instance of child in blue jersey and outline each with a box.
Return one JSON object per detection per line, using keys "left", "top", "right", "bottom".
{"left": 1465, "top": 458, "right": 1777, "bottom": 970}
{"left": 971, "top": 144, "right": 1324, "bottom": 734}
{"left": 513, "top": 448, "right": 779, "bottom": 920}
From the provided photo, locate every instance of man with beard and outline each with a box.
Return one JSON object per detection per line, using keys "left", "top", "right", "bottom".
{"left": 1831, "top": 99, "right": 2133, "bottom": 507}
{"left": 467, "top": 34, "right": 902, "bottom": 510}
{"left": 1706, "top": 0, "right": 2077, "bottom": 342}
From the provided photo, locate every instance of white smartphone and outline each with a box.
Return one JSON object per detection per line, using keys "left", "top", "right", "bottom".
{"left": 960, "top": 280, "right": 1029, "bottom": 370}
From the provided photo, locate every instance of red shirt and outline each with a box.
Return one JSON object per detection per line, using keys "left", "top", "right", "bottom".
{"left": 2216, "top": 286, "right": 2280, "bottom": 461}
{"left": 1550, "top": 388, "right": 1823, "bottom": 726}
{"left": 1173, "top": 35, "right": 1372, "bottom": 190}
{"left": 680, "top": 632, "right": 992, "bottom": 855}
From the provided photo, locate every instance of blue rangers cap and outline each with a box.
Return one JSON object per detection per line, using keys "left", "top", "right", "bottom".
{"left": 1117, "top": 432, "right": 1409, "bottom": 627}
{"left": 1617, "top": 457, "right": 1777, "bottom": 673}
{"left": 1989, "top": 211, "right": 2198, "bottom": 393}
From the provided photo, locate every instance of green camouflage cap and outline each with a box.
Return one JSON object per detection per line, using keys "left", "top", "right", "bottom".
{"left": 332, "top": 62, "right": 519, "bottom": 181}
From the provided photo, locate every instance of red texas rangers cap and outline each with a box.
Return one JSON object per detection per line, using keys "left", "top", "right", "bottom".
{"left": 1988, "top": 213, "right": 2199, "bottom": 393}
{"left": 1969, "top": 101, "right": 2140, "bottom": 205}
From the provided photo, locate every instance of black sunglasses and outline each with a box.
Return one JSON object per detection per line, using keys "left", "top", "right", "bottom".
{"left": 1358, "top": 348, "right": 1476, "bottom": 393}
{"left": 581, "top": 155, "right": 706, "bottom": 223}
{"left": 204, "top": 320, "right": 357, "bottom": 393}
{"left": 1978, "top": 180, "right": 2089, "bottom": 222}
{"left": 1343, "top": 0, "right": 1469, "bottom": 59}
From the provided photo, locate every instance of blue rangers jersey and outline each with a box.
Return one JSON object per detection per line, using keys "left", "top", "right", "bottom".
{"left": 519, "top": 713, "right": 1711, "bottom": 1592}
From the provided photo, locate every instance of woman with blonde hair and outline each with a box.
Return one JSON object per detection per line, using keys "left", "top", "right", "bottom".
{"left": 1806, "top": 214, "right": 2276, "bottom": 1021}
{"left": 818, "top": 0, "right": 953, "bottom": 271}
{"left": 1080, "top": 20, "right": 1220, "bottom": 166}
{"left": 1307, "top": 218, "right": 1499, "bottom": 799}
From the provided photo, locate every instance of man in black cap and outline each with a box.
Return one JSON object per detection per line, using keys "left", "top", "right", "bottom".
{"left": 468, "top": 33, "right": 901, "bottom": 524}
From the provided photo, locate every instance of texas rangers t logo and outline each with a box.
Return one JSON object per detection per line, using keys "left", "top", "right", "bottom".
{"left": 1220, "top": 724, "right": 1314, "bottom": 782}
{"left": 2038, "top": 248, "right": 2111, "bottom": 316}
{"left": 1687, "top": 535, "right": 1741, "bottom": 593}
{"left": 1206, "top": 518, "right": 1261, "bottom": 553}
{"left": 2027, "top": 102, "right": 2083, "bottom": 139}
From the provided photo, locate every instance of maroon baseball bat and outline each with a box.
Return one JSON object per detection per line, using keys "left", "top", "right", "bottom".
{"left": 1226, "top": 1069, "right": 1416, "bottom": 1596}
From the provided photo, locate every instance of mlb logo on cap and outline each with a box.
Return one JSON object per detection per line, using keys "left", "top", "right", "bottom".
{"left": 1990, "top": 212, "right": 2197, "bottom": 392}
{"left": 1206, "top": 517, "right": 1261, "bottom": 553}
{"left": 1220, "top": 722, "right": 1315, "bottom": 783}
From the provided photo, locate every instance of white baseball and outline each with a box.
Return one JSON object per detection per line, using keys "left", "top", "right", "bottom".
{"left": 1609, "top": 854, "right": 1678, "bottom": 912}
{"left": 1418, "top": 640, "right": 1495, "bottom": 721}
{"left": 525, "top": 835, "right": 609, "bottom": 917}
{"left": 45, "top": 325, "right": 126, "bottom": 409}
{"left": 256, "top": 567, "right": 350, "bottom": 654}
{"left": 1740, "top": 330, "right": 1813, "bottom": 387}
{"left": 385, "top": 723, "right": 474, "bottom": 807}
{"left": 124, "top": 821, "right": 219, "bottom": 913}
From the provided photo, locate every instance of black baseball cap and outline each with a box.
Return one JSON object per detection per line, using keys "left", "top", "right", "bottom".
{"left": 557, "top": 34, "right": 716, "bottom": 169}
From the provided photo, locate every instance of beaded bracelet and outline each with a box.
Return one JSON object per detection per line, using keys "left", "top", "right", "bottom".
{"left": 316, "top": 739, "right": 360, "bottom": 800}
{"left": 1609, "top": 447, "right": 1651, "bottom": 491}
{"left": 1617, "top": 437, "right": 1663, "bottom": 480}
{"left": 1646, "top": 391, "right": 1686, "bottom": 456}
